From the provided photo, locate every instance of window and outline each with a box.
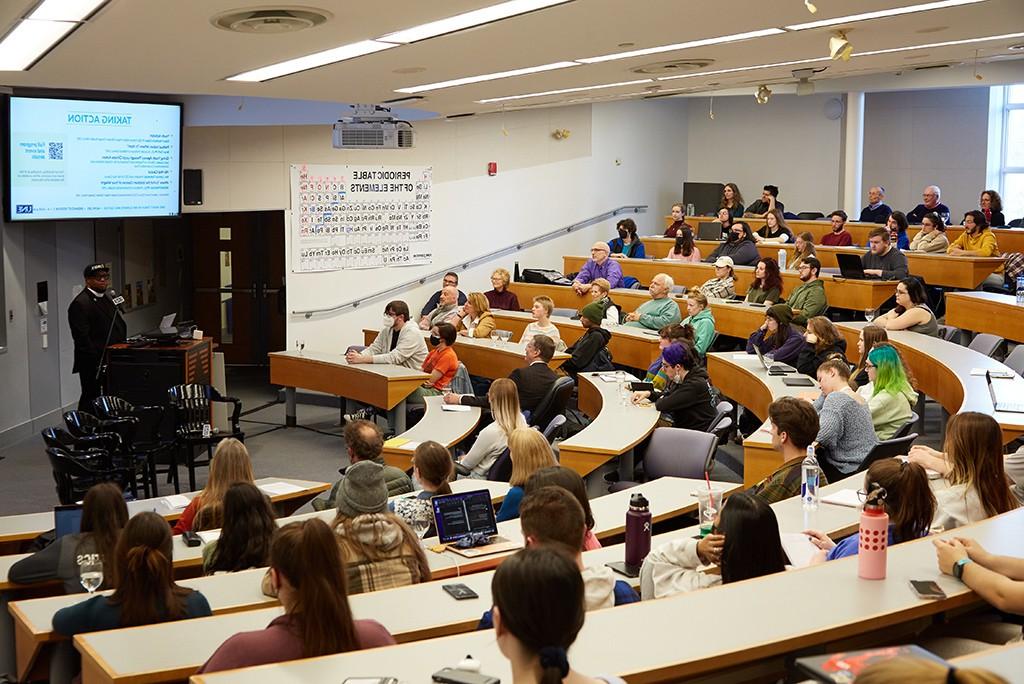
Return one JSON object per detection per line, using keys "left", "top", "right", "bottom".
{"left": 999, "top": 84, "right": 1024, "bottom": 223}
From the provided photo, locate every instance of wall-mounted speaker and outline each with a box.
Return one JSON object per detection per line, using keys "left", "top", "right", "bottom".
{"left": 183, "top": 169, "right": 203, "bottom": 206}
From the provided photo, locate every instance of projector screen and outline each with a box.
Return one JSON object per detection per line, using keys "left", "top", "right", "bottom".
{"left": 4, "top": 96, "right": 182, "bottom": 221}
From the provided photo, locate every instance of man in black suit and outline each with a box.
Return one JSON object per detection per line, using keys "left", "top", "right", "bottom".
{"left": 444, "top": 334, "right": 558, "bottom": 413}
{"left": 68, "top": 263, "right": 127, "bottom": 411}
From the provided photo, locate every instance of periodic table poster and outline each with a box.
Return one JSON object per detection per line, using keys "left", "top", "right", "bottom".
{"left": 289, "top": 164, "right": 432, "bottom": 273}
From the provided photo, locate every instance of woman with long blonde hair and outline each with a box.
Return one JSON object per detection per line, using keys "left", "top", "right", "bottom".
{"left": 173, "top": 438, "right": 255, "bottom": 534}
{"left": 459, "top": 378, "right": 528, "bottom": 478}
{"left": 496, "top": 428, "right": 557, "bottom": 522}
{"left": 789, "top": 232, "right": 817, "bottom": 271}
{"left": 456, "top": 292, "right": 496, "bottom": 338}
{"left": 908, "top": 412, "right": 1019, "bottom": 530}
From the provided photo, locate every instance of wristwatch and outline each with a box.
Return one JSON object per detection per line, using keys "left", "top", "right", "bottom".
{"left": 952, "top": 557, "right": 974, "bottom": 580}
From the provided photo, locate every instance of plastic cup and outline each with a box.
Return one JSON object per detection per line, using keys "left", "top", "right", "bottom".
{"left": 696, "top": 485, "right": 727, "bottom": 537}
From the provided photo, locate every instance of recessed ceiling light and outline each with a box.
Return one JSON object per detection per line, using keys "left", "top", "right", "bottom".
{"left": 0, "top": 18, "right": 75, "bottom": 70}
{"left": 29, "top": 0, "right": 107, "bottom": 22}
{"left": 396, "top": 61, "right": 579, "bottom": 94}
{"left": 577, "top": 28, "right": 784, "bottom": 64}
{"left": 476, "top": 78, "right": 652, "bottom": 103}
{"left": 784, "top": 0, "right": 987, "bottom": 31}
{"left": 378, "top": 0, "right": 571, "bottom": 43}
{"left": 227, "top": 40, "right": 397, "bottom": 81}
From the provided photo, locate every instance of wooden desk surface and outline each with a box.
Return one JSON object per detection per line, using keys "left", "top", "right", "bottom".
{"left": 558, "top": 373, "right": 661, "bottom": 477}
{"left": 269, "top": 350, "right": 428, "bottom": 410}
{"left": 563, "top": 255, "right": 895, "bottom": 311}
{"left": 835, "top": 322, "right": 1024, "bottom": 444}
{"left": 186, "top": 507, "right": 1024, "bottom": 684}
{"left": 380, "top": 395, "right": 481, "bottom": 469}
{"left": 945, "top": 291, "right": 1024, "bottom": 344}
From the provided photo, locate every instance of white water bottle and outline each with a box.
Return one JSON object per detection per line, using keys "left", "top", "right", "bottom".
{"left": 1016, "top": 275, "right": 1024, "bottom": 305}
{"left": 777, "top": 248, "right": 787, "bottom": 270}
{"left": 801, "top": 444, "right": 820, "bottom": 510}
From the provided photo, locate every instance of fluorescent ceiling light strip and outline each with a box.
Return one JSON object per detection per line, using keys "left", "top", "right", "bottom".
{"left": 476, "top": 78, "right": 652, "bottom": 103}
{"left": 784, "top": 0, "right": 987, "bottom": 31}
{"left": 854, "top": 31, "right": 1024, "bottom": 56}
{"left": 226, "top": 40, "right": 396, "bottom": 82}
{"left": 657, "top": 56, "right": 829, "bottom": 81}
{"left": 577, "top": 28, "right": 785, "bottom": 64}
{"left": 379, "top": 0, "right": 571, "bottom": 44}
{"left": 30, "top": 0, "right": 107, "bottom": 22}
{"left": 0, "top": 18, "right": 75, "bottom": 70}
{"left": 396, "top": 61, "right": 579, "bottom": 93}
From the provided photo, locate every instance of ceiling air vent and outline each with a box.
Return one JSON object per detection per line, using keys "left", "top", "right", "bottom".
{"left": 212, "top": 7, "right": 331, "bottom": 34}
{"left": 630, "top": 59, "right": 714, "bottom": 76}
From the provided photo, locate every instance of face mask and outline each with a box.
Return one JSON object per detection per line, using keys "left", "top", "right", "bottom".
{"left": 383, "top": 315, "right": 395, "bottom": 327}
{"left": 727, "top": 231, "right": 739, "bottom": 242}
{"left": 429, "top": 334, "right": 441, "bottom": 346}
{"left": 618, "top": 230, "right": 628, "bottom": 239}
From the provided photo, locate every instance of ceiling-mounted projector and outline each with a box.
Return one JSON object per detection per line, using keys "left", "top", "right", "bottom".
{"left": 333, "top": 104, "right": 414, "bottom": 149}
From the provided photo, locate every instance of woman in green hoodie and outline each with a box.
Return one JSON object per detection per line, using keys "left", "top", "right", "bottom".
{"left": 863, "top": 344, "right": 918, "bottom": 440}
{"left": 681, "top": 291, "right": 716, "bottom": 356}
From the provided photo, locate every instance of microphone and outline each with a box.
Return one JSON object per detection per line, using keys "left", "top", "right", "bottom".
{"left": 106, "top": 289, "right": 126, "bottom": 311}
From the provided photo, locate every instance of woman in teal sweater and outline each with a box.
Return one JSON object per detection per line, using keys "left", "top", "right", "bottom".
{"left": 681, "top": 291, "right": 716, "bottom": 355}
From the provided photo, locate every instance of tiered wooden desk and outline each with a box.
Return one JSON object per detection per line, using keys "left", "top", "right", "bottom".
{"left": 945, "top": 292, "right": 1024, "bottom": 344}
{"left": 379, "top": 396, "right": 481, "bottom": 469}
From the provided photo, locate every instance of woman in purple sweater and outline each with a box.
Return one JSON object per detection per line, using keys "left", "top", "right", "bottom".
{"left": 745, "top": 304, "right": 803, "bottom": 366}
{"left": 198, "top": 518, "right": 395, "bottom": 673}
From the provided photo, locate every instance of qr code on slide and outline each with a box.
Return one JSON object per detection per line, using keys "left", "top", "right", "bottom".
{"left": 47, "top": 142, "right": 63, "bottom": 160}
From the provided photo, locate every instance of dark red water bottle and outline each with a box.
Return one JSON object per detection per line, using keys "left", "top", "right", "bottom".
{"left": 624, "top": 493, "right": 652, "bottom": 572}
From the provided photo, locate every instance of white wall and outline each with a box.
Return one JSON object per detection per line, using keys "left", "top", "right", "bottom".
{"left": 181, "top": 99, "right": 690, "bottom": 349}
{"left": 685, "top": 94, "right": 844, "bottom": 216}
{"left": 862, "top": 87, "right": 989, "bottom": 220}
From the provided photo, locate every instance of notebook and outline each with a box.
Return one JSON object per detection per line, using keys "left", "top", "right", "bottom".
{"left": 431, "top": 489, "right": 521, "bottom": 558}
{"left": 987, "top": 370, "right": 1024, "bottom": 413}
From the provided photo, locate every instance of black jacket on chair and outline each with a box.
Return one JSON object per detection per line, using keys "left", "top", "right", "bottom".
{"left": 459, "top": 361, "right": 558, "bottom": 413}
{"left": 68, "top": 288, "right": 126, "bottom": 374}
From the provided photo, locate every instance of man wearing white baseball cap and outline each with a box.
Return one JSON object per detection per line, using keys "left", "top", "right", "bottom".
{"left": 698, "top": 256, "right": 737, "bottom": 300}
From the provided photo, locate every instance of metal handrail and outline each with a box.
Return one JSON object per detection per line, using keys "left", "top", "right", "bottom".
{"left": 293, "top": 204, "right": 648, "bottom": 318}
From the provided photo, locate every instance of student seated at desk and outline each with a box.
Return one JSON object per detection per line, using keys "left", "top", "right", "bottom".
{"left": 805, "top": 458, "right": 934, "bottom": 562}
{"left": 980, "top": 189, "right": 1006, "bottom": 228}
{"left": 787, "top": 257, "right": 828, "bottom": 327}
{"left": 10, "top": 482, "right": 127, "bottom": 593}
{"left": 631, "top": 343, "right": 717, "bottom": 432}
{"left": 908, "top": 412, "right": 1020, "bottom": 532}
{"left": 419, "top": 284, "right": 461, "bottom": 329}
{"left": 198, "top": 519, "right": 395, "bottom": 674}
{"left": 408, "top": 322, "right": 459, "bottom": 405}
{"left": 572, "top": 242, "right": 624, "bottom": 293}
{"left": 887, "top": 210, "right": 911, "bottom": 250}
{"left": 746, "top": 304, "right": 803, "bottom": 368}
{"left": 748, "top": 397, "right": 828, "bottom": 504}
{"left": 821, "top": 210, "right": 853, "bottom": 247}
{"left": 419, "top": 272, "right": 467, "bottom": 325}
{"left": 948, "top": 211, "right": 1005, "bottom": 289}
{"left": 347, "top": 300, "right": 428, "bottom": 370}
{"left": 173, "top": 437, "right": 254, "bottom": 534}
{"left": 811, "top": 358, "right": 878, "bottom": 480}
{"left": 458, "top": 378, "right": 528, "bottom": 478}
{"left": 850, "top": 325, "right": 888, "bottom": 389}
{"left": 587, "top": 278, "right": 621, "bottom": 327}
{"left": 720, "top": 182, "right": 745, "bottom": 219}
{"left": 496, "top": 428, "right": 557, "bottom": 522}
{"left": 491, "top": 547, "right": 629, "bottom": 684}
{"left": 665, "top": 227, "right": 702, "bottom": 262}
{"left": 796, "top": 316, "right": 847, "bottom": 378}
{"left": 874, "top": 277, "right": 940, "bottom": 336}
{"left": 314, "top": 419, "right": 413, "bottom": 511}
{"left": 646, "top": 323, "right": 699, "bottom": 391}
{"left": 561, "top": 303, "right": 614, "bottom": 376}
{"left": 640, "top": 492, "right": 788, "bottom": 600}
{"left": 859, "top": 185, "right": 893, "bottom": 225}
{"left": 203, "top": 482, "right": 276, "bottom": 575}
{"left": 526, "top": 466, "right": 601, "bottom": 550}
{"left": 698, "top": 256, "right": 736, "bottom": 300}
{"left": 908, "top": 212, "right": 949, "bottom": 253}
{"left": 53, "top": 512, "right": 212, "bottom": 636}
{"left": 705, "top": 221, "right": 759, "bottom": 266}
{"left": 682, "top": 292, "right": 716, "bottom": 356}
{"left": 744, "top": 185, "right": 784, "bottom": 218}
{"left": 485, "top": 268, "right": 521, "bottom": 312}
{"left": 392, "top": 441, "right": 453, "bottom": 536}
{"left": 754, "top": 209, "right": 793, "bottom": 244}
{"left": 789, "top": 232, "right": 818, "bottom": 271}
{"left": 935, "top": 534, "right": 1024, "bottom": 617}
{"left": 481, "top": 488, "right": 638, "bottom": 629}
{"left": 448, "top": 335, "right": 558, "bottom": 413}
{"left": 608, "top": 218, "right": 646, "bottom": 259}
{"left": 329, "top": 461, "right": 431, "bottom": 592}
{"left": 862, "top": 226, "right": 909, "bottom": 280}
{"left": 664, "top": 203, "right": 687, "bottom": 238}
{"left": 456, "top": 292, "right": 497, "bottom": 338}
{"left": 623, "top": 273, "right": 682, "bottom": 330}
{"left": 521, "top": 296, "right": 564, "bottom": 350}
{"left": 745, "top": 257, "right": 783, "bottom": 305}
{"left": 860, "top": 344, "right": 918, "bottom": 440}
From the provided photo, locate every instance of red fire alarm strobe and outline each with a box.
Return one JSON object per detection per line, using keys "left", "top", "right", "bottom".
{"left": 487, "top": 162, "right": 497, "bottom": 176}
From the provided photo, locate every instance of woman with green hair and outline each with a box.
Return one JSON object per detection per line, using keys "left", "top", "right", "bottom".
{"left": 864, "top": 344, "right": 918, "bottom": 440}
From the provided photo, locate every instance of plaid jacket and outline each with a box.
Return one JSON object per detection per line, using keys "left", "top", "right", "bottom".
{"left": 749, "top": 456, "right": 829, "bottom": 505}
{"left": 334, "top": 513, "right": 427, "bottom": 594}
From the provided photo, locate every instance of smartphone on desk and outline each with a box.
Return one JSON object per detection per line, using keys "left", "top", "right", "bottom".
{"left": 442, "top": 583, "right": 479, "bottom": 600}
{"left": 344, "top": 679, "right": 399, "bottom": 684}
{"left": 433, "top": 668, "right": 500, "bottom": 684}
{"left": 605, "top": 561, "right": 640, "bottom": 578}
{"left": 909, "top": 580, "right": 947, "bottom": 600}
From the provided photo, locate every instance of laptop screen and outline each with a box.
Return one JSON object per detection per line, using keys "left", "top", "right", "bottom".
{"left": 158, "top": 313, "right": 177, "bottom": 330}
{"left": 54, "top": 504, "right": 84, "bottom": 539}
{"left": 697, "top": 221, "right": 723, "bottom": 241}
{"left": 432, "top": 490, "right": 498, "bottom": 544}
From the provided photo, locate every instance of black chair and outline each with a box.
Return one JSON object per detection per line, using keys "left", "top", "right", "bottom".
{"left": 486, "top": 447, "right": 513, "bottom": 482}
{"left": 528, "top": 376, "right": 575, "bottom": 430}
{"left": 860, "top": 433, "right": 919, "bottom": 471}
{"left": 62, "top": 410, "right": 147, "bottom": 498}
{"left": 46, "top": 447, "right": 131, "bottom": 505}
{"left": 891, "top": 412, "right": 920, "bottom": 440}
{"left": 796, "top": 212, "right": 825, "bottom": 220}
{"left": 94, "top": 396, "right": 174, "bottom": 497}
{"left": 41, "top": 426, "right": 117, "bottom": 464}
{"left": 167, "top": 384, "right": 244, "bottom": 491}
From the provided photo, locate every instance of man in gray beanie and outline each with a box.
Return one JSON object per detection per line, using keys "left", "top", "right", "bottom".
{"left": 334, "top": 460, "right": 389, "bottom": 519}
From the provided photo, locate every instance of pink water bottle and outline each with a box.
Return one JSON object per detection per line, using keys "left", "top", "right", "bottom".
{"left": 624, "top": 493, "right": 652, "bottom": 572}
{"left": 858, "top": 487, "right": 889, "bottom": 580}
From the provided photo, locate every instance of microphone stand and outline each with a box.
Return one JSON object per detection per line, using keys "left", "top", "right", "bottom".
{"left": 95, "top": 292, "right": 126, "bottom": 383}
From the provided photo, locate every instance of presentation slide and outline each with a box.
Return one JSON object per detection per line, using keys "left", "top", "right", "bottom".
{"left": 7, "top": 97, "right": 181, "bottom": 220}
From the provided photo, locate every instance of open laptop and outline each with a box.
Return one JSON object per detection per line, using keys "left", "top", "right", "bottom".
{"left": 835, "top": 253, "right": 869, "bottom": 280}
{"left": 432, "top": 489, "right": 522, "bottom": 558}
{"left": 753, "top": 344, "right": 797, "bottom": 375}
{"left": 697, "top": 221, "right": 724, "bottom": 241}
{"left": 54, "top": 504, "right": 84, "bottom": 539}
{"left": 157, "top": 313, "right": 177, "bottom": 332}
{"left": 987, "top": 370, "right": 1024, "bottom": 413}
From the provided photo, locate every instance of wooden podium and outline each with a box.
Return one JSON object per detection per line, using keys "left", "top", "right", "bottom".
{"left": 105, "top": 338, "right": 213, "bottom": 408}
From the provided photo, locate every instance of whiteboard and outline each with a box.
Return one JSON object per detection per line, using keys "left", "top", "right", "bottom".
{"left": 289, "top": 163, "right": 432, "bottom": 273}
